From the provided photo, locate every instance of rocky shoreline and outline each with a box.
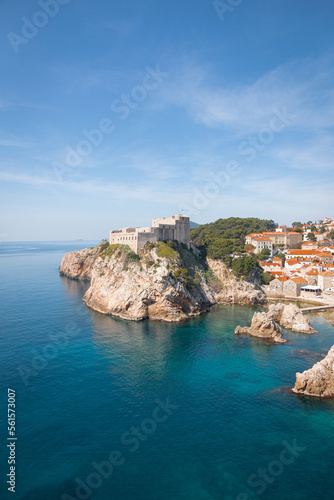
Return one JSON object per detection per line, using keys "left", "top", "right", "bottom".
{"left": 59, "top": 242, "right": 267, "bottom": 322}
{"left": 292, "top": 345, "right": 334, "bottom": 397}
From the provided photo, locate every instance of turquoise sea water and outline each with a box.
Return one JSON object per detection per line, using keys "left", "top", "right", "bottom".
{"left": 1, "top": 242, "right": 334, "bottom": 500}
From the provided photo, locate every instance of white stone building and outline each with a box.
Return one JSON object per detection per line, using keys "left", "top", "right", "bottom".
{"left": 109, "top": 214, "right": 190, "bottom": 254}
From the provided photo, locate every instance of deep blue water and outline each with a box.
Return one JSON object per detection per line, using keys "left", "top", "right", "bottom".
{"left": 1, "top": 242, "right": 334, "bottom": 500}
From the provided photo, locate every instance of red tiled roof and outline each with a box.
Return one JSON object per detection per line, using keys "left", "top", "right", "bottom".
{"left": 306, "top": 269, "right": 318, "bottom": 275}
{"left": 291, "top": 277, "right": 308, "bottom": 284}
{"left": 286, "top": 259, "right": 299, "bottom": 265}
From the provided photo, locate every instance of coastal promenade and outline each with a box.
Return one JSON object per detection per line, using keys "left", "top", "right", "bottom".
{"left": 301, "top": 304, "right": 334, "bottom": 313}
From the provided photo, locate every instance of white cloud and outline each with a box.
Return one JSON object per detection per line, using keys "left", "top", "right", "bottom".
{"left": 271, "top": 133, "right": 334, "bottom": 171}
{"left": 0, "top": 170, "right": 185, "bottom": 203}
{"left": 159, "top": 52, "right": 334, "bottom": 136}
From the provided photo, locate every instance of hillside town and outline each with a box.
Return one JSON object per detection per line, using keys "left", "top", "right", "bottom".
{"left": 245, "top": 217, "right": 334, "bottom": 300}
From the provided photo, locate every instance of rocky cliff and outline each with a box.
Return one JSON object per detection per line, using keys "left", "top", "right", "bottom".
{"left": 235, "top": 312, "right": 285, "bottom": 343}
{"left": 59, "top": 242, "right": 266, "bottom": 322}
{"left": 59, "top": 245, "right": 101, "bottom": 281}
{"left": 267, "top": 303, "right": 316, "bottom": 334}
{"left": 207, "top": 258, "right": 266, "bottom": 305}
{"left": 292, "top": 345, "right": 334, "bottom": 397}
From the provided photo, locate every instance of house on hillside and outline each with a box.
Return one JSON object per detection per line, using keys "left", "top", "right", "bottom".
{"left": 283, "top": 277, "right": 308, "bottom": 297}
{"left": 318, "top": 272, "right": 334, "bottom": 290}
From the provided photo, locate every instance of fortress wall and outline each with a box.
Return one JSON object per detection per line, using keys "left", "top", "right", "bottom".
{"left": 137, "top": 229, "right": 160, "bottom": 253}
{"left": 176, "top": 218, "right": 190, "bottom": 247}
{"left": 152, "top": 215, "right": 190, "bottom": 247}
{"left": 109, "top": 215, "right": 190, "bottom": 254}
{"left": 110, "top": 230, "right": 138, "bottom": 253}
{"left": 158, "top": 227, "right": 175, "bottom": 241}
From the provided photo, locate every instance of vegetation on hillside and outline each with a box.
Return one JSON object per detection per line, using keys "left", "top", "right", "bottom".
{"left": 230, "top": 254, "right": 260, "bottom": 278}
{"left": 256, "top": 248, "right": 271, "bottom": 261}
{"left": 190, "top": 217, "right": 276, "bottom": 261}
{"left": 98, "top": 243, "right": 141, "bottom": 263}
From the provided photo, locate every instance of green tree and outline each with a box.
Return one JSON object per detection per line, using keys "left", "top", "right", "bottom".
{"left": 293, "top": 227, "right": 303, "bottom": 233}
{"left": 310, "top": 225, "right": 317, "bottom": 232}
{"left": 319, "top": 226, "right": 326, "bottom": 234}
{"left": 328, "top": 230, "right": 334, "bottom": 240}
{"left": 307, "top": 232, "right": 317, "bottom": 242}
{"left": 276, "top": 253, "right": 286, "bottom": 265}
{"left": 292, "top": 222, "right": 302, "bottom": 228}
{"left": 231, "top": 254, "right": 260, "bottom": 278}
{"left": 256, "top": 248, "right": 271, "bottom": 260}
{"left": 262, "top": 272, "right": 274, "bottom": 285}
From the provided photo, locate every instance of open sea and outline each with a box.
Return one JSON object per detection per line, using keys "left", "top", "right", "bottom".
{"left": 1, "top": 241, "right": 334, "bottom": 500}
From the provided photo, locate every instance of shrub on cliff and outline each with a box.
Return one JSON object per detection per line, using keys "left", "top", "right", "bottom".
{"left": 261, "top": 272, "right": 274, "bottom": 285}
{"left": 173, "top": 268, "right": 195, "bottom": 288}
{"left": 231, "top": 254, "right": 261, "bottom": 279}
{"left": 99, "top": 244, "right": 120, "bottom": 260}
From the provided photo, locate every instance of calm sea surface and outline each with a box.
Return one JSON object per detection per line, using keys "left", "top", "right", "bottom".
{"left": 1, "top": 242, "right": 334, "bottom": 500}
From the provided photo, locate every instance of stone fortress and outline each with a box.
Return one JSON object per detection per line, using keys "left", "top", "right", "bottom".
{"left": 110, "top": 214, "right": 190, "bottom": 254}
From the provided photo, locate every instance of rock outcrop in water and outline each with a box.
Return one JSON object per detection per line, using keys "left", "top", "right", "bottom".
{"left": 235, "top": 311, "right": 285, "bottom": 343}
{"left": 292, "top": 345, "right": 334, "bottom": 397}
{"left": 59, "top": 242, "right": 266, "bottom": 322}
{"left": 267, "top": 303, "right": 316, "bottom": 334}
{"left": 234, "top": 303, "right": 315, "bottom": 343}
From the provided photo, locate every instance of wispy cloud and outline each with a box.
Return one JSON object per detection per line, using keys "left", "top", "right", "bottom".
{"left": 271, "top": 133, "right": 334, "bottom": 171}
{"left": 159, "top": 51, "right": 334, "bottom": 136}
{"left": 0, "top": 132, "right": 33, "bottom": 148}
{"left": 0, "top": 170, "right": 186, "bottom": 203}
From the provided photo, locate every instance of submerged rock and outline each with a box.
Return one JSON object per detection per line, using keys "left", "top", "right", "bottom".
{"left": 235, "top": 311, "right": 285, "bottom": 343}
{"left": 290, "top": 349, "right": 325, "bottom": 360}
{"left": 267, "top": 303, "right": 316, "bottom": 334}
{"left": 292, "top": 345, "right": 334, "bottom": 397}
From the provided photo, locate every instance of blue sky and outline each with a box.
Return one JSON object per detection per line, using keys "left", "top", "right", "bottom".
{"left": 0, "top": 0, "right": 334, "bottom": 241}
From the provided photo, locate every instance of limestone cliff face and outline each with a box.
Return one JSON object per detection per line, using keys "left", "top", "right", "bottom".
{"left": 293, "top": 345, "right": 334, "bottom": 397}
{"left": 59, "top": 246, "right": 100, "bottom": 281}
{"left": 59, "top": 244, "right": 266, "bottom": 322}
{"left": 60, "top": 243, "right": 216, "bottom": 322}
{"left": 207, "top": 258, "right": 267, "bottom": 305}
